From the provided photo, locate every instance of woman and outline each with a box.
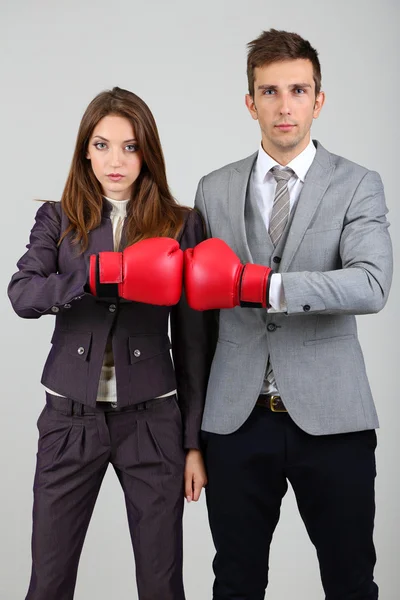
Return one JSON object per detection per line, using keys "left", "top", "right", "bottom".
{"left": 8, "top": 87, "right": 214, "bottom": 600}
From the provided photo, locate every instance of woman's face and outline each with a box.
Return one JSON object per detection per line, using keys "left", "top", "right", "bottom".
{"left": 86, "top": 114, "right": 143, "bottom": 200}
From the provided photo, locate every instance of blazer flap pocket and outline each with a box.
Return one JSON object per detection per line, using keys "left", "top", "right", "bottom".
{"left": 304, "top": 333, "right": 355, "bottom": 346}
{"left": 128, "top": 334, "right": 172, "bottom": 364}
{"left": 217, "top": 337, "right": 239, "bottom": 348}
{"left": 51, "top": 329, "right": 92, "bottom": 361}
{"left": 304, "top": 220, "right": 341, "bottom": 235}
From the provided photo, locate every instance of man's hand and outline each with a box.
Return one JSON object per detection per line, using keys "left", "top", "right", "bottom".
{"left": 184, "top": 449, "right": 207, "bottom": 502}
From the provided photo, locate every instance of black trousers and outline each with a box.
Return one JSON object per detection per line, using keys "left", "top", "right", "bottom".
{"left": 202, "top": 404, "right": 378, "bottom": 600}
{"left": 26, "top": 393, "right": 186, "bottom": 600}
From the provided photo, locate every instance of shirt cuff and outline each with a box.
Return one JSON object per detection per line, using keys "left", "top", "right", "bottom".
{"left": 268, "top": 274, "right": 287, "bottom": 312}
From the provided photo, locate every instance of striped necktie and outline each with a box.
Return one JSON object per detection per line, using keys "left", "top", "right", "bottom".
{"left": 269, "top": 167, "right": 294, "bottom": 246}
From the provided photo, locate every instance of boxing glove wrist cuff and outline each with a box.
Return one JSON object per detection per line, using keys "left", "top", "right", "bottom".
{"left": 98, "top": 252, "right": 123, "bottom": 283}
{"left": 239, "top": 263, "right": 273, "bottom": 309}
{"left": 89, "top": 254, "right": 119, "bottom": 298}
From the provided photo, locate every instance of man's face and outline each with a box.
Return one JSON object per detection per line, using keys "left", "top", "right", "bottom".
{"left": 245, "top": 59, "right": 325, "bottom": 162}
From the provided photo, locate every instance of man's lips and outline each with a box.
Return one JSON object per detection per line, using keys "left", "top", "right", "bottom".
{"left": 275, "top": 124, "right": 296, "bottom": 131}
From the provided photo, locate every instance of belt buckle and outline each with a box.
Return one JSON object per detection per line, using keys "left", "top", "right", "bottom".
{"left": 269, "top": 395, "right": 287, "bottom": 413}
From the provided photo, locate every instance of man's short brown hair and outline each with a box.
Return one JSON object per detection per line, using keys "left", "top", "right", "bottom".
{"left": 247, "top": 29, "right": 322, "bottom": 97}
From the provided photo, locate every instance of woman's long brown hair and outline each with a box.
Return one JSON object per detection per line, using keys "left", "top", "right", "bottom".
{"left": 59, "top": 87, "right": 188, "bottom": 251}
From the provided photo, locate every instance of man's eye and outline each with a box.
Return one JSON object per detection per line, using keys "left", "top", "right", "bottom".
{"left": 263, "top": 89, "right": 275, "bottom": 95}
{"left": 295, "top": 88, "right": 305, "bottom": 94}
{"left": 94, "top": 142, "right": 107, "bottom": 150}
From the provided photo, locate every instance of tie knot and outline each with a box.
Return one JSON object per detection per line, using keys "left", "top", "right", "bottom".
{"left": 270, "top": 167, "right": 294, "bottom": 183}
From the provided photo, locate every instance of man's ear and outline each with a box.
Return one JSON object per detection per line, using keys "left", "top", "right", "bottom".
{"left": 245, "top": 94, "right": 258, "bottom": 121}
{"left": 313, "top": 90, "right": 325, "bottom": 119}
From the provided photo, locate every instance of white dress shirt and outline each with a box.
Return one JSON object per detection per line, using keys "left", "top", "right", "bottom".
{"left": 251, "top": 139, "right": 317, "bottom": 311}
{"left": 250, "top": 140, "right": 316, "bottom": 393}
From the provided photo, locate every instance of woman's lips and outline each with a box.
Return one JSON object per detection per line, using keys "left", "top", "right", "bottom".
{"left": 107, "top": 174, "right": 124, "bottom": 182}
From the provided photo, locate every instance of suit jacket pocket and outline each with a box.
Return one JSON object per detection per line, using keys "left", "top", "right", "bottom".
{"left": 51, "top": 329, "right": 92, "bottom": 361}
{"left": 304, "top": 333, "right": 355, "bottom": 346}
{"left": 42, "top": 329, "right": 93, "bottom": 401}
{"left": 304, "top": 220, "right": 342, "bottom": 235}
{"left": 217, "top": 337, "right": 239, "bottom": 348}
{"left": 128, "top": 334, "right": 172, "bottom": 364}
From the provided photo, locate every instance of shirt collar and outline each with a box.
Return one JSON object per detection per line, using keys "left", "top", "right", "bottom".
{"left": 255, "top": 139, "right": 316, "bottom": 184}
{"left": 104, "top": 196, "right": 130, "bottom": 217}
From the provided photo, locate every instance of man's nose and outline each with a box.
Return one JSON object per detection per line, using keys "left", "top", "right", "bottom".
{"left": 279, "top": 94, "right": 291, "bottom": 115}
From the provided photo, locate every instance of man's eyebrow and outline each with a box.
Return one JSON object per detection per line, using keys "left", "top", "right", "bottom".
{"left": 290, "top": 83, "right": 312, "bottom": 88}
{"left": 257, "top": 83, "right": 312, "bottom": 90}
{"left": 257, "top": 84, "right": 278, "bottom": 90}
{"left": 92, "top": 135, "right": 137, "bottom": 143}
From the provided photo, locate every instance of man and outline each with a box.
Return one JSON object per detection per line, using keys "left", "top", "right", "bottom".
{"left": 184, "top": 29, "right": 393, "bottom": 599}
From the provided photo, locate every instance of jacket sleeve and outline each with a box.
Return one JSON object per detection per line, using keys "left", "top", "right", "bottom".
{"left": 281, "top": 171, "right": 393, "bottom": 316}
{"left": 170, "top": 209, "right": 217, "bottom": 449}
{"left": 7, "top": 202, "right": 89, "bottom": 319}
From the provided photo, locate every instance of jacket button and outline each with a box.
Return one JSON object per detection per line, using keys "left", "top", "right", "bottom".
{"left": 77, "top": 347, "right": 85, "bottom": 355}
{"left": 64, "top": 303, "right": 71, "bottom": 309}
{"left": 303, "top": 304, "right": 311, "bottom": 312}
{"left": 273, "top": 256, "right": 281, "bottom": 264}
{"left": 51, "top": 306, "right": 60, "bottom": 313}
{"left": 109, "top": 304, "right": 116, "bottom": 313}
{"left": 133, "top": 349, "right": 141, "bottom": 357}
{"left": 267, "top": 323, "right": 277, "bottom": 332}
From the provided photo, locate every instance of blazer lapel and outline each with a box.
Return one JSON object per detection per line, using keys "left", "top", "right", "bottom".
{"left": 280, "top": 141, "right": 335, "bottom": 272}
{"left": 85, "top": 199, "right": 114, "bottom": 257}
{"left": 228, "top": 153, "right": 258, "bottom": 262}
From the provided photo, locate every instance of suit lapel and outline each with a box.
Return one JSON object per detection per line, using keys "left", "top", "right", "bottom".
{"left": 279, "top": 141, "right": 335, "bottom": 272}
{"left": 228, "top": 153, "right": 258, "bottom": 262}
{"left": 84, "top": 199, "right": 114, "bottom": 257}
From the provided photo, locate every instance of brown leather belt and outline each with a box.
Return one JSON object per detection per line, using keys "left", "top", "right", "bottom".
{"left": 256, "top": 394, "right": 287, "bottom": 412}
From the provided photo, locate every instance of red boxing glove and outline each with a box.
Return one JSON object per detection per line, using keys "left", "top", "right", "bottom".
{"left": 89, "top": 237, "right": 183, "bottom": 306}
{"left": 184, "top": 238, "right": 272, "bottom": 310}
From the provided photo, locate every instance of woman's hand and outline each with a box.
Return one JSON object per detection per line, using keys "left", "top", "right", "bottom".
{"left": 184, "top": 449, "right": 207, "bottom": 502}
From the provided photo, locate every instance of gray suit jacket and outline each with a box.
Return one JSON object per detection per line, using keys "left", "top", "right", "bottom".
{"left": 195, "top": 140, "right": 393, "bottom": 435}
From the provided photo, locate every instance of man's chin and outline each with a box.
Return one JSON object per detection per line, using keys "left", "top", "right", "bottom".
{"left": 271, "top": 134, "right": 304, "bottom": 152}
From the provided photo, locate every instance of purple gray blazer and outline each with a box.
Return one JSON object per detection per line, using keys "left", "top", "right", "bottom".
{"left": 8, "top": 200, "right": 215, "bottom": 449}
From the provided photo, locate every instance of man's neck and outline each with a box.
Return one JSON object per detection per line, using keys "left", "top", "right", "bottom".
{"left": 261, "top": 135, "right": 311, "bottom": 166}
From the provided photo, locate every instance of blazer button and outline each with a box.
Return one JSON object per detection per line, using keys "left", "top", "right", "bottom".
{"left": 273, "top": 256, "right": 281, "bottom": 264}
{"left": 133, "top": 349, "right": 141, "bottom": 357}
{"left": 64, "top": 303, "right": 71, "bottom": 309}
{"left": 303, "top": 304, "right": 311, "bottom": 312}
{"left": 51, "top": 306, "right": 59, "bottom": 313}
{"left": 267, "top": 323, "right": 277, "bottom": 332}
{"left": 77, "top": 347, "right": 85, "bottom": 355}
{"left": 109, "top": 304, "right": 116, "bottom": 313}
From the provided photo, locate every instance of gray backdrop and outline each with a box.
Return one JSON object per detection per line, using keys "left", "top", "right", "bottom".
{"left": 1, "top": 0, "right": 398, "bottom": 598}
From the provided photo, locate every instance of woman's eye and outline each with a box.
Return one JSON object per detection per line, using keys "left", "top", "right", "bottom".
{"left": 94, "top": 142, "right": 107, "bottom": 150}
{"left": 125, "top": 144, "right": 138, "bottom": 152}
